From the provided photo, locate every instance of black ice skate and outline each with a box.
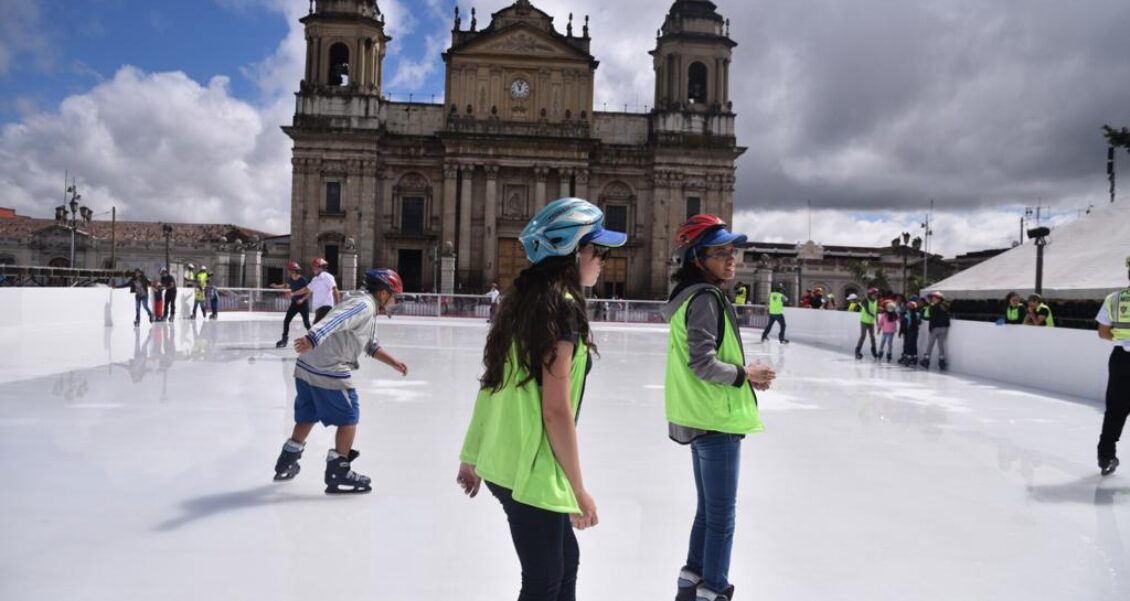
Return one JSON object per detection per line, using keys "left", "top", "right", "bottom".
{"left": 780, "top": 339, "right": 789, "bottom": 344}
{"left": 273, "top": 440, "right": 304, "bottom": 481}
{"left": 1101, "top": 457, "right": 1119, "bottom": 476}
{"left": 855, "top": 349, "right": 863, "bottom": 360}
{"left": 695, "top": 584, "right": 736, "bottom": 601}
{"left": 920, "top": 357, "right": 931, "bottom": 369}
{"left": 886, "top": 354, "right": 892, "bottom": 363}
{"left": 275, "top": 337, "right": 288, "bottom": 349}
{"left": 325, "top": 449, "right": 371, "bottom": 494}
{"left": 676, "top": 569, "right": 702, "bottom": 601}
{"left": 939, "top": 358, "right": 948, "bottom": 371}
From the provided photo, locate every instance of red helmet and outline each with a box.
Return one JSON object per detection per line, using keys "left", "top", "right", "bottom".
{"left": 287, "top": 261, "right": 300, "bottom": 272}
{"left": 364, "top": 268, "right": 404, "bottom": 294}
{"left": 675, "top": 214, "right": 726, "bottom": 250}
{"left": 311, "top": 257, "right": 329, "bottom": 269}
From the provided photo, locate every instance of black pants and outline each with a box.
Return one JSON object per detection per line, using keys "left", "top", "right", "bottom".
{"left": 487, "top": 481, "right": 578, "bottom": 601}
{"left": 314, "top": 305, "right": 332, "bottom": 324}
{"left": 282, "top": 303, "right": 311, "bottom": 339}
{"left": 164, "top": 288, "right": 177, "bottom": 319}
{"left": 761, "top": 314, "right": 786, "bottom": 341}
{"left": 1098, "top": 347, "right": 1130, "bottom": 462}
{"left": 902, "top": 329, "right": 919, "bottom": 357}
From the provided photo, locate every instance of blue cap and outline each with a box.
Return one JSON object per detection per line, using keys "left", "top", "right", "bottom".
{"left": 580, "top": 223, "right": 627, "bottom": 248}
{"left": 695, "top": 227, "right": 747, "bottom": 249}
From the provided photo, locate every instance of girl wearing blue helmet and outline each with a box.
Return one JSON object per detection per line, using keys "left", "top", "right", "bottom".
{"left": 456, "top": 197, "right": 626, "bottom": 601}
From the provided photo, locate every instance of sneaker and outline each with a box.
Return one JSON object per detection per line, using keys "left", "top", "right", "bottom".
{"left": 1101, "top": 457, "right": 1120, "bottom": 476}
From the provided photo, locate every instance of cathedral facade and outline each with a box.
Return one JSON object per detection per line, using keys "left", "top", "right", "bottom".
{"left": 284, "top": 0, "right": 744, "bottom": 298}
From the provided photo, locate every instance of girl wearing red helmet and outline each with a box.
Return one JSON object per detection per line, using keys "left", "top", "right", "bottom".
{"left": 661, "top": 214, "right": 774, "bottom": 601}
{"left": 270, "top": 261, "right": 312, "bottom": 348}
{"left": 273, "top": 267, "right": 408, "bottom": 494}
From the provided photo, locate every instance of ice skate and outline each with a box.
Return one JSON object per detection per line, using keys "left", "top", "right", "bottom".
{"left": 886, "top": 353, "right": 892, "bottom": 363}
{"left": 676, "top": 569, "right": 702, "bottom": 601}
{"left": 939, "top": 358, "right": 948, "bottom": 371}
{"left": 920, "top": 356, "right": 930, "bottom": 369}
{"left": 325, "top": 449, "right": 371, "bottom": 494}
{"left": 854, "top": 349, "right": 863, "bottom": 360}
{"left": 1101, "top": 457, "right": 1119, "bottom": 476}
{"left": 696, "top": 584, "right": 735, "bottom": 601}
{"left": 780, "top": 338, "right": 789, "bottom": 344}
{"left": 273, "top": 440, "right": 304, "bottom": 481}
{"left": 275, "top": 337, "right": 288, "bottom": 349}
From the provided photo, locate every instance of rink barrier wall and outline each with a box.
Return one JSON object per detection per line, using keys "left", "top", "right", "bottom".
{"left": 0, "top": 288, "right": 1107, "bottom": 401}
{"left": 778, "top": 307, "right": 1110, "bottom": 402}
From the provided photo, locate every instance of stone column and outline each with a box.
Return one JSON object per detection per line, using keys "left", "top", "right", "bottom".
{"left": 244, "top": 248, "right": 263, "bottom": 289}
{"left": 575, "top": 169, "right": 590, "bottom": 200}
{"left": 484, "top": 165, "right": 499, "bottom": 285}
{"left": 379, "top": 167, "right": 394, "bottom": 267}
{"left": 534, "top": 167, "right": 548, "bottom": 212}
{"left": 559, "top": 168, "right": 572, "bottom": 199}
{"left": 757, "top": 266, "right": 773, "bottom": 305}
{"left": 440, "top": 250, "right": 456, "bottom": 295}
{"left": 212, "top": 251, "right": 231, "bottom": 287}
{"left": 442, "top": 165, "right": 458, "bottom": 257}
{"left": 458, "top": 165, "right": 474, "bottom": 281}
{"left": 341, "top": 250, "right": 358, "bottom": 291}
{"left": 231, "top": 251, "right": 246, "bottom": 287}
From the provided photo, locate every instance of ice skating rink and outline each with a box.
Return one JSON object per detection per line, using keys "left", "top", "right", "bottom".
{"left": 1, "top": 315, "right": 1127, "bottom": 601}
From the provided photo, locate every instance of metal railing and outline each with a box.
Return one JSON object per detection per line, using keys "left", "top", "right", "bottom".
{"left": 204, "top": 289, "right": 771, "bottom": 327}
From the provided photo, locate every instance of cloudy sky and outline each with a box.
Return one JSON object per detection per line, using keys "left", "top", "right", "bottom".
{"left": 1, "top": 0, "right": 1128, "bottom": 256}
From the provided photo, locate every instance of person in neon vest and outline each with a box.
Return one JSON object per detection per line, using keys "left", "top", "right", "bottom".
{"left": 660, "top": 214, "right": 774, "bottom": 601}
{"left": 456, "top": 198, "right": 626, "bottom": 600}
{"left": 761, "top": 282, "right": 789, "bottom": 343}
{"left": 1095, "top": 255, "right": 1130, "bottom": 476}
{"left": 1024, "top": 294, "right": 1055, "bottom": 327}
{"left": 1003, "top": 291, "right": 1026, "bottom": 325}
{"left": 854, "top": 288, "right": 880, "bottom": 360}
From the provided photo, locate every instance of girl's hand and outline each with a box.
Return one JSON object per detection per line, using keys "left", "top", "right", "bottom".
{"left": 571, "top": 489, "right": 599, "bottom": 530}
{"left": 456, "top": 462, "right": 481, "bottom": 498}
{"left": 745, "top": 361, "right": 776, "bottom": 385}
{"left": 393, "top": 361, "right": 408, "bottom": 376}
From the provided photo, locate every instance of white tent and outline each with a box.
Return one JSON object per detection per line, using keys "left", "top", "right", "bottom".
{"left": 930, "top": 200, "right": 1130, "bottom": 300}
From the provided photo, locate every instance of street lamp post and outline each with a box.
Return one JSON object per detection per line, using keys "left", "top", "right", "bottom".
{"left": 162, "top": 224, "right": 173, "bottom": 268}
{"left": 1027, "top": 226, "right": 1050, "bottom": 295}
{"left": 56, "top": 178, "right": 89, "bottom": 274}
{"left": 891, "top": 232, "right": 923, "bottom": 296}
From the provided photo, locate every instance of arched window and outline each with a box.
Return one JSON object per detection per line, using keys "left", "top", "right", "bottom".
{"left": 328, "top": 43, "right": 351, "bottom": 86}
{"left": 688, "top": 61, "right": 708, "bottom": 104}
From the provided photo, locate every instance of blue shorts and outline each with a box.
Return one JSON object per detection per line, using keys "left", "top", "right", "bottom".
{"left": 293, "top": 378, "right": 360, "bottom": 426}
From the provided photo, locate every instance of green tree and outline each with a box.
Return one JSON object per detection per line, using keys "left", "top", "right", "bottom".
{"left": 1103, "top": 125, "right": 1130, "bottom": 152}
{"left": 847, "top": 260, "right": 892, "bottom": 291}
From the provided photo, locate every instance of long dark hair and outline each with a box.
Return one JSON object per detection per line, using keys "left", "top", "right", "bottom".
{"left": 480, "top": 255, "right": 596, "bottom": 392}
{"left": 669, "top": 255, "right": 713, "bottom": 300}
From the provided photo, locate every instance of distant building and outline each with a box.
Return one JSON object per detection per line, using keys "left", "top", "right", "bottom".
{"left": 734, "top": 240, "right": 951, "bottom": 305}
{"left": 945, "top": 247, "right": 1010, "bottom": 274}
{"left": 0, "top": 208, "right": 281, "bottom": 287}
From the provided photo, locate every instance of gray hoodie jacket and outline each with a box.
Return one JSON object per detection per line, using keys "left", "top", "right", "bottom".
{"left": 294, "top": 294, "right": 380, "bottom": 391}
{"left": 660, "top": 283, "right": 750, "bottom": 443}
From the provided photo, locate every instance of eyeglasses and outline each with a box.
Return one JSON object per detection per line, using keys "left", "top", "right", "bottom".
{"left": 699, "top": 248, "right": 739, "bottom": 261}
{"left": 583, "top": 246, "right": 612, "bottom": 262}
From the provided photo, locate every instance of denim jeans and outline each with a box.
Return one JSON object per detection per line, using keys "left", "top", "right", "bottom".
{"left": 761, "top": 314, "right": 786, "bottom": 341}
{"left": 134, "top": 296, "right": 152, "bottom": 322}
{"left": 487, "top": 481, "right": 579, "bottom": 601}
{"left": 685, "top": 432, "right": 742, "bottom": 594}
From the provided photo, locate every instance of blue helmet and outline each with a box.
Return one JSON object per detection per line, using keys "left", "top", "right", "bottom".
{"left": 519, "top": 197, "right": 627, "bottom": 264}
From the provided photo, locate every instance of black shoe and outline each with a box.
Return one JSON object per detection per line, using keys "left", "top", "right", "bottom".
{"left": 1101, "top": 457, "right": 1119, "bottom": 476}
{"left": 324, "top": 450, "right": 371, "bottom": 494}
{"left": 275, "top": 338, "right": 288, "bottom": 349}
{"left": 939, "top": 358, "right": 948, "bottom": 371}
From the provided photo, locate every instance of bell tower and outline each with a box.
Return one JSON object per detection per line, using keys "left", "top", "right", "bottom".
{"left": 650, "top": 0, "right": 735, "bottom": 113}
{"left": 296, "top": 0, "right": 390, "bottom": 124}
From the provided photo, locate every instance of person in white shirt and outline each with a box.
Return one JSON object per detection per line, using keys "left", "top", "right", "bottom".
{"left": 1095, "top": 255, "right": 1130, "bottom": 476}
{"left": 486, "top": 282, "right": 501, "bottom": 323}
{"left": 295, "top": 258, "right": 340, "bottom": 324}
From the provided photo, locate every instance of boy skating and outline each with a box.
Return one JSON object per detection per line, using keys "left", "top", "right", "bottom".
{"left": 273, "top": 268, "right": 408, "bottom": 494}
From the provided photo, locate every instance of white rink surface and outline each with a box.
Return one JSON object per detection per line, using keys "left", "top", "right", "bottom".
{"left": 1, "top": 316, "right": 1128, "bottom": 601}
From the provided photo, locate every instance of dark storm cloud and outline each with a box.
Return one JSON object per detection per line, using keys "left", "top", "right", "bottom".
{"left": 723, "top": 0, "right": 1130, "bottom": 211}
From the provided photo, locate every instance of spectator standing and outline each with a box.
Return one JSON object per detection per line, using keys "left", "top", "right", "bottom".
{"left": 486, "top": 282, "right": 501, "bottom": 323}
{"left": 1095, "top": 256, "right": 1130, "bottom": 476}
{"left": 920, "top": 292, "right": 951, "bottom": 371}
{"left": 1003, "top": 292, "right": 1027, "bottom": 325}
{"left": 1024, "top": 294, "right": 1055, "bottom": 327}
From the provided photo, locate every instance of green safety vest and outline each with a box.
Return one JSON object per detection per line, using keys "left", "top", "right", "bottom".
{"left": 197, "top": 272, "right": 209, "bottom": 288}
{"left": 847, "top": 302, "right": 860, "bottom": 313}
{"left": 768, "top": 291, "right": 785, "bottom": 315}
{"left": 459, "top": 324, "right": 589, "bottom": 514}
{"left": 923, "top": 305, "right": 932, "bottom": 320}
{"left": 735, "top": 287, "right": 748, "bottom": 305}
{"left": 860, "top": 299, "right": 879, "bottom": 325}
{"left": 1106, "top": 289, "right": 1130, "bottom": 341}
{"left": 665, "top": 289, "right": 764, "bottom": 436}
{"left": 1006, "top": 305, "right": 1021, "bottom": 323}
{"left": 1035, "top": 303, "right": 1055, "bottom": 327}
